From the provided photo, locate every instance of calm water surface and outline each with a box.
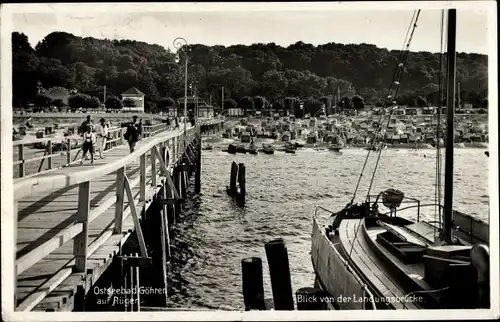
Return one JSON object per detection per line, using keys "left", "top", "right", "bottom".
{"left": 166, "top": 147, "right": 489, "bottom": 310}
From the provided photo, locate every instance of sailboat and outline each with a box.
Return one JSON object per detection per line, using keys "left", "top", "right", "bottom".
{"left": 311, "top": 9, "right": 490, "bottom": 310}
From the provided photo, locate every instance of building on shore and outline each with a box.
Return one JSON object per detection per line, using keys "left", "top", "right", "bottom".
{"left": 228, "top": 106, "right": 244, "bottom": 117}
{"left": 165, "top": 107, "right": 178, "bottom": 118}
{"left": 198, "top": 103, "right": 214, "bottom": 118}
{"left": 176, "top": 95, "right": 215, "bottom": 119}
{"left": 121, "top": 87, "right": 145, "bottom": 112}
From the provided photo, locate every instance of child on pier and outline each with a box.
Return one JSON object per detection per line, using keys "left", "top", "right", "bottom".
{"left": 80, "top": 125, "right": 96, "bottom": 164}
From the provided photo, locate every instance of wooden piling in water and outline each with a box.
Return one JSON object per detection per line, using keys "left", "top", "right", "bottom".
{"left": 237, "top": 163, "right": 246, "bottom": 207}
{"left": 195, "top": 137, "right": 202, "bottom": 194}
{"left": 241, "top": 257, "right": 266, "bottom": 311}
{"left": 265, "top": 238, "right": 294, "bottom": 310}
{"left": 296, "top": 287, "right": 328, "bottom": 310}
{"left": 228, "top": 161, "right": 238, "bottom": 196}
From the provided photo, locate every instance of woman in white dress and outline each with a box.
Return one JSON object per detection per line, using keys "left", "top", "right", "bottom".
{"left": 95, "top": 118, "right": 109, "bottom": 159}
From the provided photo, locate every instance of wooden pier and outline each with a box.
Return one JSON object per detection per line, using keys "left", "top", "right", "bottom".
{"left": 11, "top": 119, "right": 224, "bottom": 312}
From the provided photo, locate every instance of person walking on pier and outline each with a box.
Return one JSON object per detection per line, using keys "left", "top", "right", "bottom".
{"left": 95, "top": 118, "right": 108, "bottom": 159}
{"left": 78, "top": 115, "right": 93, "bottom": 134}
{"left": 80, "top": 125, "right": 96, "bottom": 164}
{"left": 123, "top": 115, "right": 141, "bottom": 153}
{"left": 138, "top": 118, "right": 144, "bottom": 141}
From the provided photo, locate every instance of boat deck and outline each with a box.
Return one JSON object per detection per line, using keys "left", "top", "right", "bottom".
{"left": 338, "top": 219, "right": 419, "bottom": 309}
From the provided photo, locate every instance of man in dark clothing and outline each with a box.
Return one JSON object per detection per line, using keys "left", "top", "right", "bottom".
{"left": 78, "top": 115, "right": 93, "bottom": 134}
{"left": 123, "top": 115, "right": 142, "bottom": 153}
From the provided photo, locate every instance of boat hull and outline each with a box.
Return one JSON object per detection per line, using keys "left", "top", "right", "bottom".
{"left": 311, "top": 215, "right": 370, "bottom": 310}
{"left": 312, "top": 206, "right": 490, "bottom": 310}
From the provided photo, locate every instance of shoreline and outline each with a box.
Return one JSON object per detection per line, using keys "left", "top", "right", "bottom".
{"left": 203, "top": 138, "right": 488, "bottom": 151}
{"left": 347, "top": 142, "right": 488, "bottom": 149}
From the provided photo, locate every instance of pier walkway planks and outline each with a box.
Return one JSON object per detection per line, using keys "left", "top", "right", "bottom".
{"left": 12, "top": 125, "right": 205, "bottom": 311}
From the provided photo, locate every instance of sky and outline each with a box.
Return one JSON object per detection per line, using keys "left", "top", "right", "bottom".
{"left": 5, "top": 2, "right": 495, "bottom": 55}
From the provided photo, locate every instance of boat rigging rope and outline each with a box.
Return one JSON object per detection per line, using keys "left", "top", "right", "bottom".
{"left": 365, "top": 9, "right": 422, "bottom": 198}
{"left": 345, "top": 11, "right": 422, "bottom": 263}
{"left": 349, "top": 10, "right": 421, "bottom": 204}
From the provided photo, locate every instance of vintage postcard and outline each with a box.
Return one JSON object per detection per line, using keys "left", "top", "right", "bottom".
{"left": 1, "top": 1, "right": 498, "bottom": 321}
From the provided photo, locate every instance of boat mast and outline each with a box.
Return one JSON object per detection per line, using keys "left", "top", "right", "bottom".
{"left": 443, "top": 9, "right": 457, "bottom": 244}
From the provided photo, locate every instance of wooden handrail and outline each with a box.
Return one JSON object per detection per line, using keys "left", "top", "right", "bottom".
{"left": 13, "top": 124, "right": 170, "bottom": 178}
{"left": 13, "top": 124, "right": 161, "bottom": 146}
{"left": 13, "top": 125, "right": 201, "bottom": 200}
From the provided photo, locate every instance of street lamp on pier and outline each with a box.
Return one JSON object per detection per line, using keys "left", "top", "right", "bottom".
{"left": 173, "top": 37, "right": 189, "bottom": 150}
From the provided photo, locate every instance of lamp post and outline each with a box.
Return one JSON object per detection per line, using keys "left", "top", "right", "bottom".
{"left": 173, "top": 37, "right": 189, "bottom": 150}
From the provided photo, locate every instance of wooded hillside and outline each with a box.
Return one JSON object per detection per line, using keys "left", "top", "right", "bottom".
{"left": 12, "top": 31, "right": 488, "bottom": 111}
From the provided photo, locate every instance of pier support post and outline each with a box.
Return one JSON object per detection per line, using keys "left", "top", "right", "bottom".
{"left": 150, "top": 147, "right": 157, "bottom": 188}
{"left": 241, "top": 257, "right": 266, "bottom": 311}
{"left": 114, "top": 167, "right": 125, "bottom": 234}
{"left": 73, "top": 285, "right": 86, "bottom": 311}
{"left": 171, "top": 137, "right": 176, "bottom": 164}
{"left": 265, "top": 238, "right": 294, "bottom": 310}
{"left": 174, "top": 166, "right": 182, "bottom": 214}
{"left": 195, "top": 137, "right": 202, "bottom": 194}
{"left": 296, "top": 287, "right": 328, "bottom": 310}
{"left": 166, "top": 176, "right": 176, "bottom": 225}
{"left": 140, "top": 154, "right": 146, "bottom": 202}
{"left": 161, "top": 180, "right": 171, "bottom": 258}
{"left": 159, "top": 143, "right": 165, "bottom": 176}
{"left": 74, "top": 181, "right": 91, "bottom": 272}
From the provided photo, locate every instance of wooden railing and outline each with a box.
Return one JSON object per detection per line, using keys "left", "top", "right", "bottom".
{"left": 12, "top": 124, "right": 171, "bottom": 179}
{"left": 14, "top": 125, "right": 199, "bottom": 311}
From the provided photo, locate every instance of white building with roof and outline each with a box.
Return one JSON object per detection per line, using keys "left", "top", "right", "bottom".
{"left": 121, "top": 87, "right": 145, "bottom": 112}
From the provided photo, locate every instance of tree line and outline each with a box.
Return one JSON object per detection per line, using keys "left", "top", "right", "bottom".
{"left": 12, "top": 31, "right": 488, "bottom": 115}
